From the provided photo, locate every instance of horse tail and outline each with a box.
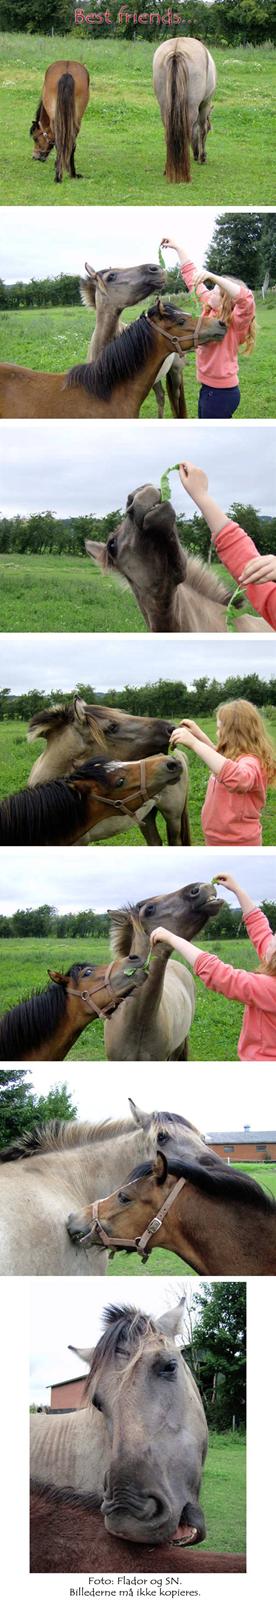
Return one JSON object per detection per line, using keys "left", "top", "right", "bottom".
{"left": 181, "top": 798, "right": 191, "bottom": 846}
{"left": 165, "top": 51, "right": 190, "bottom": 182}
{"left": 166, "top": 367, "right": 187, "bottom": 419}
{"left": 54, "top": 73, "right": 76, "bottom": 172}
{"left": 165, "top": 49, "right": 191, "bottom": 183}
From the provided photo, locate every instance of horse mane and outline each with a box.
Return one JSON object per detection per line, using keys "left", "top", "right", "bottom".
{"left": 0, "top": 777, "right": 85, "bottom": 847}
{"left": 28, "top": 704, "right": 74, "bottom": 742}
{"left": 109, "top": 905, "right": 143, "bottom": 957}
{"left": 86, "top": 1304, "right": 165, "bottom": 1395}
{"left": 185, "top": 554, "right": 232, "bottom": 606}
{"left": 66, "top": 313, "right": 155, "bottom": 399}
{"left": 0, "top": 964, "right": 86, "bottom": 1063}
{"left": 133, "top": 1154, "right": 275, "bottom": 1213}
{"left": 30, "top": 99, "right": 43, "bottom": 135}
{"left": 0, "top": 1115, "right": 135, "bottom": 1163}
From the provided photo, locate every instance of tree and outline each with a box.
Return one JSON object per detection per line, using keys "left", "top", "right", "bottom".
{"left": 205, "top": 212, "right": 276, "bottom": 289}
{"left": 183, "top": 1282, "right": 246, "bottom": 1431}
{"left": 0, "top": 1069, "right": 77, "bottom": 1148}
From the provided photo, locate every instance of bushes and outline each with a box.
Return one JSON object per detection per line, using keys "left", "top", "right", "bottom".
{"left": 0, "top": 0, "right": 275, "bottom": 43}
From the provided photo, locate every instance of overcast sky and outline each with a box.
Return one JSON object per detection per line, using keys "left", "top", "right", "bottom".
{"left": 28, "top": 1059, "right": 276, "bottom": 1138}
{"left": 30, "top": 1277, "right": 194, "bottom": 1402}
{"left": 1, "top": 630, "right": 274, "bottom": 694}
{"left": 1, "top": 420, "right": 275, "bottom": 518}
{"left": 1, "top": 205, "right": 219, "bottom": 284}
{"left": 0, "top": 846, "right": 274, "bottom": 915}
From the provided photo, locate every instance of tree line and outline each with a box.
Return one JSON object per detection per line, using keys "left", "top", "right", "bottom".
{"left": 184, "top": 1282, "right": 246, "bottom": 1432}
{"left": 0, "top": 0, "right": 275, "bottom": 46}
{"left": 0, "top": 899, "right": 275, "bottom": 939}
{"left": 1, "top": 672, "right": 276, "bottom": 725}
{"left": 1, "top": 506, "right": 275, "bottom": 562}
{"left": 0, "top": 1068, "right": 76, "bottom": 1149}
{"left": 2, "top": 215, "right": 276, "bottom": 307}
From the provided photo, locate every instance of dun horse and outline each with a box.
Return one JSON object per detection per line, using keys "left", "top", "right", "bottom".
{"left": 86, "top": 484, "right": 272, "bottom": 633}
{"left": 28, "top": 696, "right": 190, "bottom": 845}
{"left": 30, "top": 1299, "right": 208, "bottom": 1547}
{"left": 0, "top": 1101, "right": 161, "bottom": 1275}
{"left": 104, "top": 881, "right": 223, "bottom": 1060}
{"left": 82, "top": 259, "right": 187, "bottom": 419}
{"left": 30, "top": 61, "right": 89, "bottom": 183}
{"left": 0, "top": 957, "right": 147, "bottom": 1063}
{"left": 0, "top": 752, "right": 181, "bottom": 846}
{"left": 153, "top": 38, "right": 216, "bottom": 183}
{"left": 70, "top": 1114, "right": 276, "bottom": 1277}
{"left": 0, "top": 300, "right": 225, "bottom": 419}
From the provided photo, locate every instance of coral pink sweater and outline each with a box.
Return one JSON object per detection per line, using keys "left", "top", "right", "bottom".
{"left": 180, "top": 261, "right": 255, "bottom": 386}
{"left": 194, "top": 908, "right": 276, "bottom": 1060}
{"left": 201, "top": 755, "right": 267, "bottom": 846}
{"left": 212, "top": 521, "right": 276, "bottom": 630}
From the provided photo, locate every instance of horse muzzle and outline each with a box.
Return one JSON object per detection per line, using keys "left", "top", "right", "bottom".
{"left": 102, "top": 1489, "right": 174, "bottom": 1544}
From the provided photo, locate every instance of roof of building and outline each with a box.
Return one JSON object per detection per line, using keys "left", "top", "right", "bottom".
{"left": 206, "top": 1131, "right": 276, "bottom": 1144}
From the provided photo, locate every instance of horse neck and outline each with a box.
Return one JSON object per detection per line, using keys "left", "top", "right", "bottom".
{"left": 89, "top": 304, "right": 121, "bottom": 361}
{"left": 31, "top": 1405, "right": 108, "bottom": 1497}
{"left": 174, "top": 579, "right": 227, "bottom": 634}
{"left": 112, "top": 327, "right": 185, "bottom": 417}
{"left": 174, "top": 1184, "right": 275, "bottom": 1274}
{"left": 45, "top": 1121, "right": 156, "bottom": 1205}
{"left": 25, "top": 992, "right": 93, "bottom": 1062}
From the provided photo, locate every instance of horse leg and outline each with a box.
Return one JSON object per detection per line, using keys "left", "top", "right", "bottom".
{"left": 70, "top": 140, "right": 83, "bottom": 179}
{"left": 139, "top": 808, "right": 163, "bottom": 846}
{"left": 172, "top": 1038, "right": 189, "bottom": 1060}
{"left": 191, "top": 115, "right": 200, "bottom": 163}
{"left": 152, "top": 379, "right": 165, "bottom": 418}
{"left": 54, "top": 152, "right": 63, "bottom": 183}
{"left": 166, "top": 359, "right": 187, "bottom": 419}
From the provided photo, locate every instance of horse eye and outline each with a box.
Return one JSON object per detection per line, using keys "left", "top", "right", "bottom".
{"left": 93, "top": 1392, "right": 103, "bottom": 1411}
{"left": 118, "top": 1191, "right": 130, "bottom": 1205}
{"left": 108, "top": 537, "right": 117, "bottom": 559}
{"left": 107, "top": 272, "right": 116, "bottom": 282}
{"left": 108, "top": 722, "right": 118, "bottom": 735}
{"left": 143, "top": 904, "right": 154, "bottom": 917}
{"left": 114, "top": 776, "right": 125, "bottom": 788}
{"left": 154, "top": 1358, "right": 177, "bottom": 1379}
{"left": 82, "top": 966, "right": 93, "bottom": 977}
{"left": 158, "top": 1132, "right": 168, "bottom": 1145}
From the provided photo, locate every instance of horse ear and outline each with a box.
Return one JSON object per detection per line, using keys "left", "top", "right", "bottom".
{"left": 157, "top": 298, "right": 165, "bottom": 316}
{"left": 128, "top": 1098, "right": 151, "bottom": 1129}
{"left": 48, "top": 969, "right": 66, "bottom": 987}
{"left": 73, "top": 695, "right": 87, "bottom": 724}
{"left": 157, "top": 1297, "right": 186, "bottom": 1339}
{"left": 68, "top": 1344, "right": 93, "bottom": 1367}
{"left": 154, "top": 1151, "right": 168, "bottom": 1184}
{"left": 85, "top": 539, "right": 107, "bottom": 568}
{"left": 84, "top": 262, "right": 96, "bottom": 279}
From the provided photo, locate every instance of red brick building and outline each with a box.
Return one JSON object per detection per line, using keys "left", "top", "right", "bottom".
{"left": 50, "top": 1375, "right": 88, "bottom": 1410}
{"left": 207, "top": 1129, "right": 276, "bottom": 1163}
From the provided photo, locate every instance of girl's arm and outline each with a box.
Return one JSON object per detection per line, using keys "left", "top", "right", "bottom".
{"left": 150, "top": 927, "right": 201, "bottom": 969}
{"left": 160, "top": 239, "right": 209, "bottom": 305}
{"left": 194, "top": 949, "right": 275, "bottom": 1009}
{"left": 178, "top": 463, "right": 276, "bottom": 631}
{"left": 171, "top": 727, "right": 226, "bottom": 777}
{"left": 174, "top": 719, "right": 215, "bottom": 749}
{"left": 214, "top": 874, "right": 257, "bottom": 916}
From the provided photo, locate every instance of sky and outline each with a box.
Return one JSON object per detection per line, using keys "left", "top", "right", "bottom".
{"left": 1, "top": 418, "right": 275, "bottom": 518}
{"left": 30, "top": 1277, "right": 194, "bottom": 1402}
{"left": 1, "top": 205, "right": 219, "bottom": 284}
{"left": 1, "top": 630, "right": 275, "bottom": 694}
{"left": 0, "top": 845, "right": 274, "bottom": 914}
{"left": 28, "top": 1059, "right": 276, "bottom": 1137}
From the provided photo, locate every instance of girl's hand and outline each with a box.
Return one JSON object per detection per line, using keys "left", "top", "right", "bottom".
{"left": 179, "top": 462, "right": 209, "bottom": 500}
{"left": 150, "top": 926, "right": 172, "bottom": 948}
{"left": 170, "top": 726, "right": 195, "bottom": 750}
{"left": 178, "top": 718, "right": 205, "bottom": 739}
{"left": 160, "top": 237, "right": 180, "bottom": 253}
{"left": 239, "top": 554, "right": 276, "bottom": 586}
{"left": 213, "top": 873, "right": 240, "bottom": 895}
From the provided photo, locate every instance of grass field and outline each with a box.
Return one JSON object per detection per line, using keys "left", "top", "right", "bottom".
{"left": 0, "top": 930, "right": 265, "bottom": 1060}
{"left": 0, "top": 32, "right": 275, "bottom": 207}
{"left": 0, "top": 548, "right": 262, "bottom": 634}
{"left": 0, "top": 298, "right": 275, "bottom": 419}
{"left": 201, "top": 1432, "right": 246, "bottom": 1554}
{"left": 1, "top": 713, "right": 275, "bottom": 845}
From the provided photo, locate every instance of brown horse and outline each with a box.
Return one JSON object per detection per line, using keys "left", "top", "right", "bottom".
{"left": 30, "top": 61, "right": 89, "bottom": 183}
{"left": 69, "top": 1123, "right": 276, "bottom": 1276}
{"left": 0, "top": 300, "right": 226, "bottom": 419}
{"left": 0, "top": 956, "right": 148, "bottom": 1062}
{"left": 153, "top": 38, "right": 216, "bottom": 182}
{"left": 0, "top": 752, "right": 181, "bottom": 846}
{"left": 82, "top": 259, "right": 187, "bottom": 420}
{"left": 28, "top": 697, "right": 190, "bottom": 846}
{"left": 30, "top": 1489, "right": 245, "bottom": 1573}
{"left": 87, "top": 484, "right": 272, "bottom": 633}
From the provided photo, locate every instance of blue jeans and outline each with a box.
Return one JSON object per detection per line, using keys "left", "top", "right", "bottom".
{"left": 198, "top": 385, "right": 241, "bottom": 419}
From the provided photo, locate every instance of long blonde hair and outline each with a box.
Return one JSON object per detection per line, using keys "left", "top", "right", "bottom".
{"left": 216, "top": 699, "right": 276, "bottom": 785}
{"left": 218, "top": 290, "right": 256, "bottom": 355}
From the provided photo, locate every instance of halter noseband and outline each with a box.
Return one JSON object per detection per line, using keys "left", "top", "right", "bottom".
{"left": 146, "top": 311, "right": 206, "bottom": 357}
{"left": 81, "top": 1175, "right": 186, "bottom": 1260}
{"left": 71, "top": 758, "right": 149, "bottom": 819}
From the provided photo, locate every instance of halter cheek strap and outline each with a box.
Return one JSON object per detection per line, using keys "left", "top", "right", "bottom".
{"left": 52, "top": 961, "right": 122, "bottom": 1021}
{"left": 83, "top": 1175, "right": 186, "bottom": 1261}
{"left": 145, "top": 312, "right": 206, "bottom": 357}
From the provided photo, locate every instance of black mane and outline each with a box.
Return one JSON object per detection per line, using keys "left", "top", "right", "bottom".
{"left": 66, "top": 312, "right": 155, "bottom": 398}
{"left": 130, "top": 1152, "right": 275, "bottom": 1213}
{"left": 0, "top": 963, "right": 86, "bottom": 1062}
{"left": 0, "top": 760, "right": 113, "bottom": 846}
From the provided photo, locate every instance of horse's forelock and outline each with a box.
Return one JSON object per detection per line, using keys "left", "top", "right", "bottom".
{"left": 86, "top": 1306, "right": 170, "bottom": 1397}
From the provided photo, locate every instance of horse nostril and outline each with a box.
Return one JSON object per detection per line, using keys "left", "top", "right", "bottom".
{"left": 167, "top": 757, "right": 177, "bottom": 770}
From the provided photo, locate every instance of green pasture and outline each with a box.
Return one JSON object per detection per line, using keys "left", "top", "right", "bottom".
{"left": 201, "top": 1433, "right": 246, "bottom": 1555}
{"left": 1, "top": 713, "right": 275, "bottom": 845}
{"left": 0, "top": 33, "right": 275, "bottom": 206}
{"left": 0, "top": 931, "right": 264, "bottom": 1060}
{"left": 0, "top": 546, "right": 263, "bottom": 634}
{"left": 0, "top": 299, "right": 275, "bottom": 419}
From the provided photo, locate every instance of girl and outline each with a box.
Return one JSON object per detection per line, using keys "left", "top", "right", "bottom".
{"left": 161, "top": 236, "right": 256, "bottom": 419}
{"left": 171, "top": 701, "right": 276, "bottom": 846}
{"left": 179, "top": 461, "right": 276, "bottom": 632}
{"left": 150, "top": 874, "right": 276, "bottom": 1062}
